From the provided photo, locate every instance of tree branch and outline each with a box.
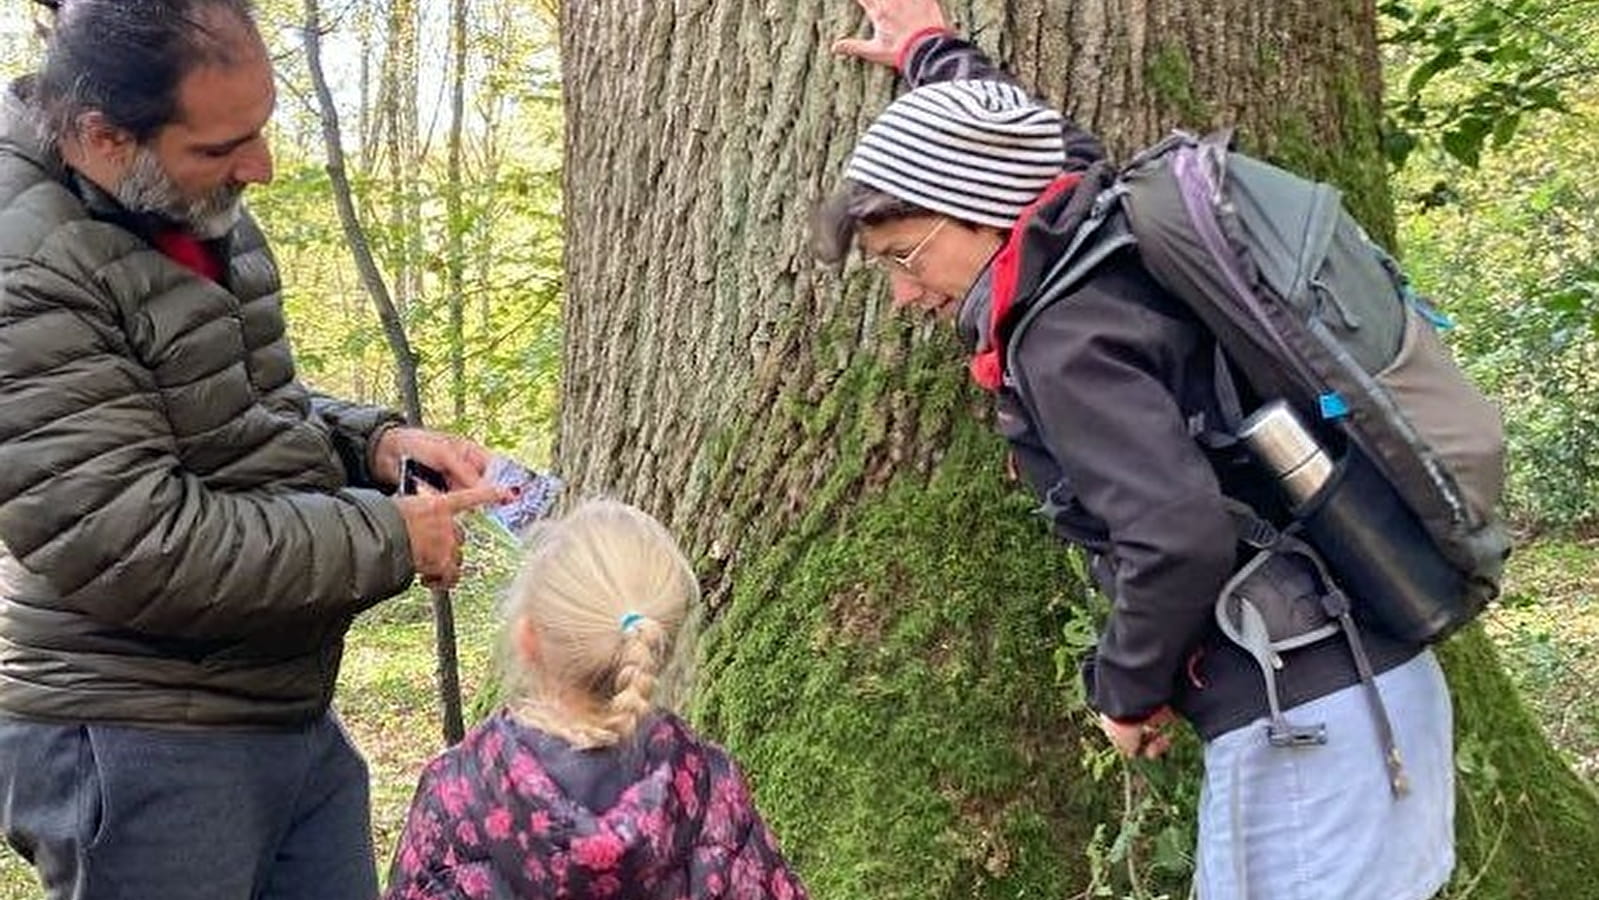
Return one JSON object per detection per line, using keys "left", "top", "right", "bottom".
{"left": 301, "top": 0, "right": 423, "bottom": 423}
{"left": 302, "top": 0, "right": 466, "bottom": 749}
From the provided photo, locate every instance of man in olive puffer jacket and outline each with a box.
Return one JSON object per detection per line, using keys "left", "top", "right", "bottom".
{"left": 0, "top": 2, "right": 505, "bottom": 898}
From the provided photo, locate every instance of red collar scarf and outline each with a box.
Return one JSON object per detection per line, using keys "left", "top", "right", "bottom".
{"left": 151, "top": 229, "right": 224, "bottom": 282}
{"left": 968, "top": 171, "right": 1083, "bottom": 392}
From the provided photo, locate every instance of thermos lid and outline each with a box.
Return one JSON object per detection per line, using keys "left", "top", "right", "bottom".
{"left": 1238, "top": 400, "right": 1321, "bottom": 475}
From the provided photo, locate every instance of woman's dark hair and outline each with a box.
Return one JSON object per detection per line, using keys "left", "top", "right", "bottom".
{"left": 32, "top": 0, "right": 260, "bottom": 145}
{"left": 810, "top": 179, "right": 928, "bottom": 266}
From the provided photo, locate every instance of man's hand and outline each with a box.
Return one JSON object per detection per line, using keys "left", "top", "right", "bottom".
{"left": 832, "top": 0, "right": 950, "bottom": 68}
{"left": 395, "top": 485, "right": 508, "bottom": 590}
{"left": 1099, "top": 707, "right": 1177, "bottom": 759}
{"left": 372, "top": 426, "right": 491, "bottom": 492}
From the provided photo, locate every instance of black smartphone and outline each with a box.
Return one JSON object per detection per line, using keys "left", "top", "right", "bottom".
{"left": 399, "top": 456, "right": 449, "bottom": 495}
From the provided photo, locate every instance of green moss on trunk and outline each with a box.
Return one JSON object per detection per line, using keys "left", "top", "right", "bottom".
{"left": 689, "top": 417, "right": 1115, "bottom": 897}
{"left": 1439, "top": 629, "right": 1599, "bottom": 898}
{"left": 683, "top": 368, "right": 1599, "bottom": 899}
{"left": 1147, "top": 43, "right": 1210, "bottom": 126}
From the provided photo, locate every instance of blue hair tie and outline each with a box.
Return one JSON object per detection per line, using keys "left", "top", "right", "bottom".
{"left": 619, "top": 612, "right": 646, "bottom": 634}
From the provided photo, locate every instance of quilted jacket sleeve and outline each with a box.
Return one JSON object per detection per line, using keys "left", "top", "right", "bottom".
{"left": 0, "top": 260, "right": 414, "bottom": 640}
{"left": 310, "top": 393, "right": 406, "bottom": 489}
{"left": 1009, "top": 263, "right": 1237, "bottom": 721}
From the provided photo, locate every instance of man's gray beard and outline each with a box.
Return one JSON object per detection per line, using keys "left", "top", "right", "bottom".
{"left": 115, "top": 146, "right": 245, "bottom": 240}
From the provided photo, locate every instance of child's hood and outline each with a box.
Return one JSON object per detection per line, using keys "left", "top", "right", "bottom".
{"left": 423, "top": 710, "right": 743, "bottom": 888}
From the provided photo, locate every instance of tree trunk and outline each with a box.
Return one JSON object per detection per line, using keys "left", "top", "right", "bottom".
{"left": 356, "top": 0, "right": 375, "bottom": 162}
{"left": 380, "top": 0, "right": 423, "bottom": 315}
{"left": 470, "top": 1, "right": 513, "bottom": 337}
{"left": 557, "top": 0, "right": 1599, "bottom": 896}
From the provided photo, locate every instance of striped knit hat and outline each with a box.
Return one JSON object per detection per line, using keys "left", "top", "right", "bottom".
{"left": 844, "top": 80, "right": 1067, "bottom": 230}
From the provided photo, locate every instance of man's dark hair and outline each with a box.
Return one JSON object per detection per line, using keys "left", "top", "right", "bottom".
{"left": 811, "top": 180, "right": 927, "bottom": 266}
{"left": 31, "top": 0, "right": 260, "bottom": 146}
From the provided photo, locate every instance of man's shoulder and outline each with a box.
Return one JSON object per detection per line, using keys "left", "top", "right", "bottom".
{"left": 0, "top": 152, "right": 140, "bottom": 284}
{"left": 0, "top": 149, "right": 77, "bottom": 251}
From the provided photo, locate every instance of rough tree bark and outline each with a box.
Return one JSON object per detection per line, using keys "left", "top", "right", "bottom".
{"left": 558, "top": 0, "right": 1599, "bottom": 896}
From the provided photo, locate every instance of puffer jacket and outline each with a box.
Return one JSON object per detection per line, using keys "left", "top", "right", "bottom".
{"left": 386, "top": 711, "right": 808, "bottom": 900}
{"left": 0, "top": 77, "right": 415, "bottom": 728}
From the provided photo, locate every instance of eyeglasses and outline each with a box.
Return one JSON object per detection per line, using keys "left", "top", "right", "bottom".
{"left": 868, "top": 218, "right": 948, "bottom": 273}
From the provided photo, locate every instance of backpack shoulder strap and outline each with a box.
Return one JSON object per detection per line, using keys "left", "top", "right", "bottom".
{"left": 1003, "top": 192, "right": 1137, "bottom": 390}
{"left": 1189, "top": 344, "right": 1247, "bottom": 451}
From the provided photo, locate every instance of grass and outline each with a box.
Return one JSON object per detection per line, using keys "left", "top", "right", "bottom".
{"left": 1, "top": 535, "right": 1595, "bottom": 898}
{"left": 1484, "top": 536, "right": 1599, "bottom": 781}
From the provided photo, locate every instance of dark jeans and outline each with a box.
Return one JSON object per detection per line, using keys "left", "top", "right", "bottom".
{"left": 0, "top": 711, "right": 378, "bottom": 900}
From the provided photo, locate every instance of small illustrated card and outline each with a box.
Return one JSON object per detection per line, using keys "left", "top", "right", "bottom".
{"left": 484, "top": 454, "right": 564, "bottom": 539}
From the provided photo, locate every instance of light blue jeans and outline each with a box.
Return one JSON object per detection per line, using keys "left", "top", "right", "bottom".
{"left": 1195, "top": 650, "right": 1455, "bottom": 900}
{"left": 0, "top": 711, "right": 377, "bottom": 900}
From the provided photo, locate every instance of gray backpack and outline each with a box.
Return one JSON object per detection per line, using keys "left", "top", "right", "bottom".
{"left": 1006, "top": 133, "right": 1509, "bottom": 792}
{"left": 1012, "top": 131, "right": 1509, "bottom": 643}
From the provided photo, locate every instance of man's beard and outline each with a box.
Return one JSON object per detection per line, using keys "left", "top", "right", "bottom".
{"left": 115, "top": 146, "right": 245, "bottom": 240}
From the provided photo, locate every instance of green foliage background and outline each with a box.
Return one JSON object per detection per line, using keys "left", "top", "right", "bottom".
{"left": 1385, "top": 0, "right": 1599, "bottom": 530}
{"left": 0, "top": 0, "right": 1597, "bottom": 897}
{"left": 251, "top": 0, "right": 566, "bottom": 460}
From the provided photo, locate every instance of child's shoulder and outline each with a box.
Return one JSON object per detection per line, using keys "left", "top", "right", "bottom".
{"left": 644, "top": 710, "right": 709, "bottom": 750}
{"left": 422, "top": 708, "right": 741, "bottom": 780}
{"left": 417, "top": 710, "right": 525, "bottom": 777}
{"left": 642, "top": 712, "right": 744, "bottom": 776}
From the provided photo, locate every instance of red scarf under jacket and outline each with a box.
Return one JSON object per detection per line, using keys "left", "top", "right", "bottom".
{"left": 967, "top": 172, "right": 1084, "bottom": 391}
{"left": 151, "top": 229, "right": 224, "bottom": 282}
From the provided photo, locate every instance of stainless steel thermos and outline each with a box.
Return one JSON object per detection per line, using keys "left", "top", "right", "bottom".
{"left": 1238, "top": 401, "right": 1334, "bottom": 505}
{"left": 1236, "top": 399, "right": 1475, "bottom": 643}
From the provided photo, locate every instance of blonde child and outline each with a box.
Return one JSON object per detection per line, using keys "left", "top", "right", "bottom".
{"left": 385, "top": 500, "right": 808, "bottom": 899}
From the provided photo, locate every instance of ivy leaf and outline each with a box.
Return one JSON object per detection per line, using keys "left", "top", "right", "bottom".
{"left": 1152, "top": 825, "right": 1193, "bottom": 876}
{"left": 1494, "top": 42, "right": 1534, "bottom": 65}
{"left": 1378, "top": 0, "right": 1412, "bottom": 22}
{"left": 1545, "top": 293, "right": 1583, "bottom": 316}
{"left": 1524, "top": 84, "right": 1568, "bottom": 113}
{"left": 1491, "top": 113, "right": 1522, "bottom": 149}
{"left": 1408, "top": 47, "right": 1463, "bottom": 97}
{"left": 1382, "top": 127, "right": 1420, "bottom": 167}
{"left": 1441, "top": 116, "right": 1492, "bottom": 167}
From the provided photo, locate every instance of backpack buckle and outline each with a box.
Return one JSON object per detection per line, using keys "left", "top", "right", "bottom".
{"left": 1267, "top": 722, "right": 1329, "bottom": 747}
{"left": 1231, "top": 508, "right": 1279, "bottom": 550}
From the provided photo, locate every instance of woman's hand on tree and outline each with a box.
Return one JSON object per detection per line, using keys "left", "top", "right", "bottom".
{"left": 832, "top": 0, "right": 950, "bottom": 68}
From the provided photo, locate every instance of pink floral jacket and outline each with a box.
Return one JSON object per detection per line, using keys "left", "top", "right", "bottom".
{"left": 385, "top": 711, "right": 808, "bottom": 899}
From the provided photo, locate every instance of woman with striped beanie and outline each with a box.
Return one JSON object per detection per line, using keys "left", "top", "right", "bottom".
{"left": 818, "top": 2, "right": 1458, "bottom": 899}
